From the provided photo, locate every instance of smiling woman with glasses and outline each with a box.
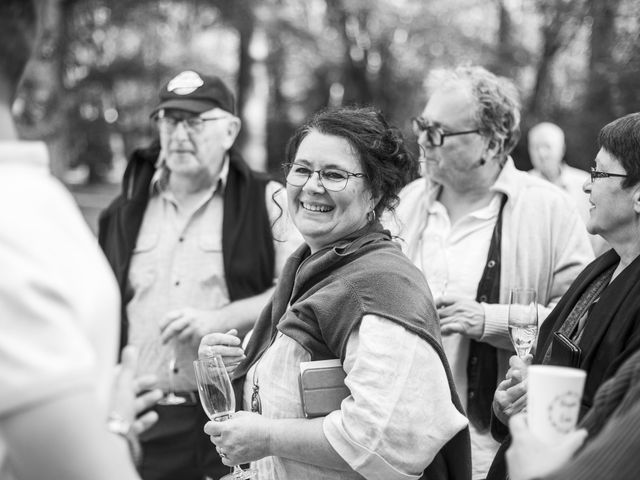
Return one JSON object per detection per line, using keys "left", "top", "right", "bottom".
{"left": 199, "top": 106, "right": 470, "bottom": 480}
{"left": 282, "top": 162, "right": 367, "bottom": 192}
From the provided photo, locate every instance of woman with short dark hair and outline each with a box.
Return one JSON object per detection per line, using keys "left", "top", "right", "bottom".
{"left": 490, "top": 112, "right": 640, "bottom": 480}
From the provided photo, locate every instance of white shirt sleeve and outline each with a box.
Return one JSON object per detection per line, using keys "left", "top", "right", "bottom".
{"left": 323, "top": 314, "right": 468, "bottom": 480}
{"left": 264, "top": 180, "right": 303, "bottom": 279}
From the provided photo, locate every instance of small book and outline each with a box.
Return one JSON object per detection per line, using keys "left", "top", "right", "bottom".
{"left": 299, "top": 359, "right": 349, "bottom": 418}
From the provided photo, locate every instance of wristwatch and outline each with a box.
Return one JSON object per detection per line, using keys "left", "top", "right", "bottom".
{"left": 107, "top": 411, "right": 142, "bottom": 467}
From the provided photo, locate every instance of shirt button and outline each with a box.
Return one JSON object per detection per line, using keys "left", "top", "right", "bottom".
{"left": 470, "top": 356, "right": 478, "bottom": 365}
{"left": 468, "top": 391, "right": 476, "bottom": 399}
{"left": 179, "top": 237, "right": 184, "bottom": 243}
{"left": 487, "top": 260, "right": 496, "bottom": 268}
{"left": 175, "top": 280, "right": 180, "bottom": 286}
{"left": 479, "top": 295, "right": 488, "bottom": 302}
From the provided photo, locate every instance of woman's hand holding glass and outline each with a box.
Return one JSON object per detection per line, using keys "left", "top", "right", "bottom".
{"left": 198, "top": 329, "right": 246, "bottom": 374}
{"left": 204, "top": 411, "right": 272, "bottom": 466}
{"left": 193, "top": 354, "right": 257, "bottom": 479}
{"left": 493, "top": 354, "right": 532, "bottom": 425}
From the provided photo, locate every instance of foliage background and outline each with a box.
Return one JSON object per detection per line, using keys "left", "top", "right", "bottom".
{"left": 15, "top": 0, "right": 640, "bottom": 186}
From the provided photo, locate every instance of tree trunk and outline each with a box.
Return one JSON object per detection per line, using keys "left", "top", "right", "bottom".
{"left": 326, "top": 0, "right": 373, "bottom": 106}
{"left": 32, "top": 0, "right": 75, "bottom": 178}
{"left": 585, "top": 0, "right": 620, "bottom": 122}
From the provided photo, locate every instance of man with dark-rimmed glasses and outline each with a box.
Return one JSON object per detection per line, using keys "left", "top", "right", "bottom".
{"left": 98, "top": 70, "right": 300, "bottom": 480}
{"left": 385, "top": 65, "right": 593, "bottom": 479}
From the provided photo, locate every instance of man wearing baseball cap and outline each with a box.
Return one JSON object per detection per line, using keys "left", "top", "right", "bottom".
{"left": 98, "top": 70, "right": 301, "bottom": 480}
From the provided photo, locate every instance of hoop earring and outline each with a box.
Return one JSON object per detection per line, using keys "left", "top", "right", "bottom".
{"left": 366, "top": 210, "right": 377, "bottom": 223}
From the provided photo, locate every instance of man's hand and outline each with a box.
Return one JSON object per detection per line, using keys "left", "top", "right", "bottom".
{"left": 131, "top": 374, "right": 163, "bottom": 435}
{"left": 160, "top": 307, "right": 223, "bottom": 348}
{"left": 507, "top": 412, "right": 587, "bottom": 480}
{"left": 110, "top": 345, "right": 163, "bottom": 436}
{"left": 437, "top": 295, "right": 485, "bottom": 339}
{"left": 493, "top": 354, "right": 532, "bottom": 425}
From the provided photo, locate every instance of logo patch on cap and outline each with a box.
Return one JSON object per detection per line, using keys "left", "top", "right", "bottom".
{"left": 167, "top": 71, "right": 204, "bottom": 95}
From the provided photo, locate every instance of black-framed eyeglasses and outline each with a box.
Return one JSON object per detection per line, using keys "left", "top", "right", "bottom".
{"left": 282, "top": 162, "right": 367, "bottom": 192}
{"left": 155, "top": 112, "right": 230, "bottom": 134}
{"left": 589, "top": 167, "right": 628, "bottom": 182}
{"left": 411, "top": 116, "right": 480, "bottom": 147}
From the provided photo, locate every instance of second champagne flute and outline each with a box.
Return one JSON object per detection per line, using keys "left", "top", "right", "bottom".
{"left": 508, "top": 287, "right": 539, "bottom": 359}
{"left": 193, "top": 355, "right": 256, "bottom": 480}
{"left": 158, "top": 338, "right": 187, "bottom": 405}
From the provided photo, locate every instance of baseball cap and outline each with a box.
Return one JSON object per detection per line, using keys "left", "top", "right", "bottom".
{"left": 151, "top": 70, "right": 235, "bottom": 116}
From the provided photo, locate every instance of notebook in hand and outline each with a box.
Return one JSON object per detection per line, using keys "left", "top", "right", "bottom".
{"left": 299, "top": 359, "right": 349, "bottom": 418}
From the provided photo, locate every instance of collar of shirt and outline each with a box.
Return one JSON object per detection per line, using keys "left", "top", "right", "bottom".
{"left": 530, "top": 165, "right": 572, "bottom": 190}
{"left": 488, "top": 156, "right": 517, "bottom": 200}
{"left": 150, "top": 151, "right": 230, "bottom": 196}
{"left": 425, "top": 156, "right": 516, "bottom": 213}
{"left": 428, "top": 193, "right": 502, "bottom": 229}
{"left": 0, "top": 141, "right": 49, "bottom": 170}
{"left": 557, "top": 164, "right": 579, "bottom": 191}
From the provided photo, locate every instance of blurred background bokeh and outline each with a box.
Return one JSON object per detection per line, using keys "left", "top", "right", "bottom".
{"left": 14, "top": 0, "right": 640, "bottom": 230}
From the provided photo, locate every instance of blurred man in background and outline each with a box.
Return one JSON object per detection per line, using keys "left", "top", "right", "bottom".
{"left": 528, "top": 121, "right": 608, "bottom": 255}
{"left": 98, "top": 70, "right": 300, "bottom": 480}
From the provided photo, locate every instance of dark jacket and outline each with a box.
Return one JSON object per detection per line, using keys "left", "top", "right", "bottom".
{"left": 98, "top": 142, "right": 276, "bottom": 350}
{"left": 487, "top": 249, "right": 640, "bottom": 480}
{"left": 536, "top": 249, "right": 640, "bottom": 414}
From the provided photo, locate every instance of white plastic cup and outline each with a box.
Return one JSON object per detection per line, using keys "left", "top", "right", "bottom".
{"left": 527, "top": 365, "right": 586, "bottom": 442}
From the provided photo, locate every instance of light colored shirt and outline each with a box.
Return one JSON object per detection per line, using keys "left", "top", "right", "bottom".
{"left": 385, "top": 158, "right": 594, "bottom": 479}
{"left": 243, "top": 315, "right": 468, "bottom": 480}
{"left": 128, "top": 158, "right": 301, "bottom": 391}
{"left": 415, "top": 194, "right": 502, "bottom": 480}
{"left": 0, "top": 141, "right": 120, "bottom": 478}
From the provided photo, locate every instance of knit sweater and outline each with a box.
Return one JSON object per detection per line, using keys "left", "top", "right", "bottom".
{"left": 234, "top": 222, "right": 472, "bottom": 480}
{"left": 387, "top": 158, "right": 594, "bottom": 386}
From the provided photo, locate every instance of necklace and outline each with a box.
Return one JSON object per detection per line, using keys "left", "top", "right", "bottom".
{"left": 250, "top": 358, "right": 262, "bottom": 414}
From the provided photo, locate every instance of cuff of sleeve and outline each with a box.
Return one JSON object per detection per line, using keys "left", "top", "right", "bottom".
{"left": 107, "top": 412, "right": 142, "bottom": 468}
{"left": 480, "top": 303, "right": 510, "bottom": 343}
{"left": 323, "top": 411, "right": 421, "bottom": 480}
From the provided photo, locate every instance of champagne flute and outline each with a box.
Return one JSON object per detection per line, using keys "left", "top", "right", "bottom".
{"left": 508, "top": 288, "right": 539, "bottom": 359}
{"left": 193, "top": 355, "right": 257, "bottom": 480}
{"left": 158, "top": 339, "right": 187, "bottom": 405}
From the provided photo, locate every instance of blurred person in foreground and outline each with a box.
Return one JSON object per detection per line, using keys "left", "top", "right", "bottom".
{"left": 200, "top": 107, "right": 471, "bottom": 480}
{"left": 384, "top": 65, "right": 593, "bottom": 479}
{"left": 0, "top": 1, "right": 161, "bottom": 479}
{"left": 98, "top": 70, "right": 300, "bottom": 479}
{"left": 506, "top": 347, "right": 640, "bottom": 480}
{"left": 487, "top": 112, "right": 640, "bottom": 480}
{"left": 528, "top": 121, "right": 608, "bottom": 255}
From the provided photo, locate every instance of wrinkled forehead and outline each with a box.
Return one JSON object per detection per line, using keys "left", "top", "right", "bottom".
{"left": 422, "top": 82, "right": 478, "bottom": 128}
{"left": 295, "top": 130, "right": 363, "bottom": 171}
{"left": 594, "top": 148, "right": 624, "bottom": 170}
